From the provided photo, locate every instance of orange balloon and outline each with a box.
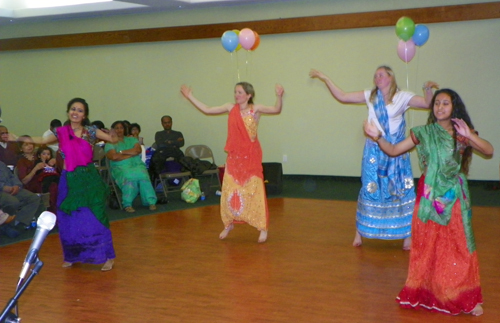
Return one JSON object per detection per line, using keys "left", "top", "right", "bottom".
{"left": 251, "top": 31, "right": 260, "bottom": 51}
{"left": 233, "top": 29, "right": 242, "bottom": 51}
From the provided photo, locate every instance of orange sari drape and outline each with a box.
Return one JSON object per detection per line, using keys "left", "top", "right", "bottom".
{"left": 220, "top": 105, "right": 268, "bottom": 231}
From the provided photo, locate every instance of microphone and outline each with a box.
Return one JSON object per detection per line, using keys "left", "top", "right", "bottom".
{"left": 18, "top": 211, "right": 56, "bottom": 280}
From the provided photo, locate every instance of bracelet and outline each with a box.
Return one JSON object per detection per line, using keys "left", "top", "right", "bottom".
{"left": 422, "top": 87, "right": 431, "bottom": 91}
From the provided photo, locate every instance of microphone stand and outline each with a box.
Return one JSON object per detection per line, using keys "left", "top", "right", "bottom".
{"left": 0, "top": 259, "right": 44, "bottom": 323}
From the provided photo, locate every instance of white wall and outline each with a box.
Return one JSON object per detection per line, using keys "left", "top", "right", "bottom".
{"left": 0, "top": 0, "right": 498, "bottom": 179}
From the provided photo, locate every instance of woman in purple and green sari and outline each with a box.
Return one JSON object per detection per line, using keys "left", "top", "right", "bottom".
{"left": 310, "top": 66, "right": 438, "bottom": 250}
{"left": 42, "top": 98, "right": 118, "bottom": 271}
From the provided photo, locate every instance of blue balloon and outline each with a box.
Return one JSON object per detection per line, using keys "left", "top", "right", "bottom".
{"left": 412, "top": 25, "right": 430, "bottom": 47}
{"left": 221, "top": 31, "right": 239, "bottom": 53}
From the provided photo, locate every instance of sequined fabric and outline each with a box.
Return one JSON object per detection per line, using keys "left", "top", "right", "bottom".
{"left": 356, "top": 139, "right": 415, "bottom": 239}
{"left": 396, "top": 176, "right": 482, "bottom": 315}
{"left": 220, "top": 105, "right": 268, "bottom": 231}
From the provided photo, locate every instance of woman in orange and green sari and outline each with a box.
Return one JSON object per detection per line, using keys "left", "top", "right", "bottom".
{"left": 365, "top": 89, "right": 493, "bottom": 316}
{"left": 180, "top": 82, "right": 284, "bottom": 243}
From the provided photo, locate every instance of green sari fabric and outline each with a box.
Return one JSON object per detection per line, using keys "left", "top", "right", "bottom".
{"left": 412, "top": 123, "right": 475, "bottom": 252}
{"left": 60, "top": 163, "right": 110, "bottom": 228}
{"left": 104, "top": 137, "right": 156, "bottom": 207}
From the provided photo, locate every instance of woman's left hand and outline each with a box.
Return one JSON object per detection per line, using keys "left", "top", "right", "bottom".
{"left": 452, "top": 118, "right": 471, "bottom": 138}
{"left": 423, "top": 81, "right": 440, "bottom": 90}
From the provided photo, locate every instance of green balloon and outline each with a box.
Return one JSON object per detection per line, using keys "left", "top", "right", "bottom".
{"left": 395, "top": 16, "right": 415, "bottom": 41}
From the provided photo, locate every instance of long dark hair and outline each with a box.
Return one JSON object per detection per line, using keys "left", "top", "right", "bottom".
{"left": 66, "top": 98, "right": 90, "bottom": 126}
{"left": 427, "top": 89, "right": 474, "bottom": 175}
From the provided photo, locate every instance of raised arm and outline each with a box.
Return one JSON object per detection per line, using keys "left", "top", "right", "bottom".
{"left": 408, "top": 81, "right": 440, "bottom": 109}
{"left": 253, "top": 84, "right": 284, "bottom": 114}
{"left": 14, "top": 133, "right": 57, "bottom": 145}
{"left": 96, "top": 128, "right": 118, "bottom": 144}
{"left": 309, "top": 69, "right": 365, "bottom": 104}
{"left": 364, "top": 120, "right": 416, "bottom": 156}
{"left": 453, "top": 118, "right": 494, "bottom": 156}
{"left": 180, "top": 85, "right": 232, "bottom": 115}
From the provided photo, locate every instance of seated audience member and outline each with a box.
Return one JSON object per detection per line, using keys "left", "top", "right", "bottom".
{"left": 0, "top": 125, "right": 19, "bottom": 167}
{"left": 129, "top": 123, "right": 144, "bottom": 145}
{"left": 105, "top": 121, "right": 157, "bottom": 213}
{"left": 150, "top": 116, "right": 185, "bottom": 180}
{"left": 0, "top": 207, "right": 16, "bottom": 226}
{"left": 123, "top": 120, "right": 131, "bottom": 135}
{"left": 0, "top": 160, "right": 44, "bottom": 229}
{"left": 16, "top": 139, "right": 59, "bottom": 213}
{"left": 0, "top": 205, "right": 18, "bottom": 238}
{"left": 42, "top": 119, "right": 62, "bottom": 154}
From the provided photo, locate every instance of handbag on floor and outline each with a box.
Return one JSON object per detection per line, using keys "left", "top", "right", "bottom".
{"left": 181, "top": 178, "right": 201, "bottom": 203}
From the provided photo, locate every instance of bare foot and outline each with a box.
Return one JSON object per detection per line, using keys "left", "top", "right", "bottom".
{"left": 219, "top": 223, "right": 234, "bottom": 240}
{"left": 403, "top": 237, "right": 411, "bottom": 251}
{"left": 62, "top": 262, "right": 73, "bottom": 268}
{"left": 101, "top": 259, "right": 114, "bottom": 271}
{"left": 352, "top": 231, "right": 362, "bottom": 247}
{"left": 258, "top": 230, "right": 267, "bottom": 243}
{"left": 471, "top": 304, "right": 483, "bottom": 316}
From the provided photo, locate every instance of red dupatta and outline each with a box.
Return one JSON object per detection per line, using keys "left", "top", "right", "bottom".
{"left": 224, "top": 104, "right": 263, "bottom": 184}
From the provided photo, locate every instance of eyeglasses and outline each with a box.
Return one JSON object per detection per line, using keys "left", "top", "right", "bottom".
{"left": 0, "top": 132, "right": 8, "bottom": 135}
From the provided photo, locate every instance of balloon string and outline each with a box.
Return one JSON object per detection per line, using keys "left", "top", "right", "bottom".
{"left": 404, "top": 42, "right": 409, "bottom": 90}
{"left": 245, "top": 50, "right": 249, "bottom": 80}
{"left": 232, "top": 52, "right": 240, "bottom": 82}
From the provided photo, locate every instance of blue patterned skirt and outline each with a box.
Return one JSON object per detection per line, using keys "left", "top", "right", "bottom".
{"left": 356, "top": 139, "right": 416, "bottom": 240}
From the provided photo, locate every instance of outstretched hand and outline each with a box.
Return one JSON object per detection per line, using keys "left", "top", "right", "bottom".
{"left": 452, "top": 118, "right": 471, "bottom": 139}
{"left": 363, "top": 120, "right": 381, "bottom": 140}
{"left": 423, "top": 81, "right": 440, "bottom": 90}
{"left": 180, "top": 85, "right": 192, "bottom": 99}
{"left": 309, "top": 69, "right": 326, "bottom": 80}
{"left": 275, "top": 84, "right": 284, "bottom": 97}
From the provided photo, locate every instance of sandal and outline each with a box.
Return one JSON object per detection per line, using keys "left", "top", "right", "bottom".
{"left": 124, "top": 206, "right": 135, "bottom": 213}
{"left": 149, "top": 205, "right": 157, "bottom": 211}
{"left": 101, "top": 259, "right": 114, "bottom": 272}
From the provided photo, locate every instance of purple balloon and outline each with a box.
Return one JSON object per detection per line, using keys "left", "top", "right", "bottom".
{"left": 412, "top": 25, "right": 430, "bottom": 47}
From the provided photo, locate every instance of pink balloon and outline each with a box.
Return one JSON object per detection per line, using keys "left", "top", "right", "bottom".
{"left": 397, "top": 39, "right": 416, "bottom": 62}
{"left": 238, "top": 28, "right": 256, "bottom": 50}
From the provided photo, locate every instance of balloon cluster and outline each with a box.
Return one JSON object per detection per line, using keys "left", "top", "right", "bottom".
{"left": 221, "top": 28, "right": 260, "bottom": 53}
{"left": 395, "top": 17, "right": 430, "bottom": 63}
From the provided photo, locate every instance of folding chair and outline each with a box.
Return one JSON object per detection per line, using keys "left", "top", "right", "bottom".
{"left": 104, "top": 157, "right": 123, "bottom": 210}
{"left": 158, "top": 163, "right": 191, "bottom": 199}
{"left": 184, "top": 145, "right": 221, "bottom": 193}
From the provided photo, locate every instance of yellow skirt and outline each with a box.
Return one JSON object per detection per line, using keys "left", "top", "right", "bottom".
{"left": 220, "top": 172, "right": 268, "bottom": 231}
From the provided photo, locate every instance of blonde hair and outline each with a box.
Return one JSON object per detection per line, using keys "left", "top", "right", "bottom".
{"left": 369, "top": 66, "right": 399, "bottom": 104}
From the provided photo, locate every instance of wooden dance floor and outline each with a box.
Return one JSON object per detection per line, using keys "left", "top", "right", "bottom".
{"left": 1, "top": 198, "right": 499, "bottom": 322}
